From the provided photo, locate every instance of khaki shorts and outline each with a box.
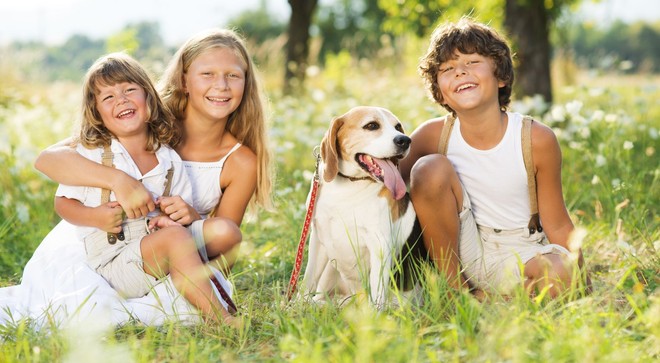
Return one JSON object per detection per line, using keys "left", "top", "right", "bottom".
{"left": 458, "top": 187, "right": 570, "bottom": 293}
{"left": 83, "top": 219, "right": 159, "bottom": 298}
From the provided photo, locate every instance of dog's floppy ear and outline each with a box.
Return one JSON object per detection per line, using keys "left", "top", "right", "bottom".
{"left": 320, "top": 116, "right": 343, "bottom": 182}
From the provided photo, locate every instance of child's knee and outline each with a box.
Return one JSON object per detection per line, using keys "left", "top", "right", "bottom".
{"left": 526, "top": 253, "right": 573, "bottom": 287}
{"left": 167, "top": 225, "right": 195, "bottom": 242}
{"left": 410, "top": 154, "right": 454, "bottom": 194}
{"left": 205, "top": 218, "right": 242, "bottom": 247}
{"left": 161, "top": 225, "right": 196, "bottom": 254}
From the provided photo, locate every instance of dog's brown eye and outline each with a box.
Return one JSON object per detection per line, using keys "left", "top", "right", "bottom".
{"left": 363, "top": 121, "right": 379, "bottom": 131}
{"left": 395, "top": 124, "right": 404, "bottom": 133}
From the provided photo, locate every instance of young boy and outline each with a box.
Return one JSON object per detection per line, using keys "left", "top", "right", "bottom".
{"left": 399, "top": 18, "right": 586, "bottom": 298}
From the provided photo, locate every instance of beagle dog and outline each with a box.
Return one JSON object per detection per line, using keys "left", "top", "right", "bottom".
{"left": 303, "top": 106, "right": 417, "bottom": 308}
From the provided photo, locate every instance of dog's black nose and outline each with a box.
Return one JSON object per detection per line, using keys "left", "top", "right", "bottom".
{"left": 394, "top": 135, "right": 411, "bottom": 149}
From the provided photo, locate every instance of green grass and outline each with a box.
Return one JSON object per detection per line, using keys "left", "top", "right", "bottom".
{"left": 0, "top": 62, "right": 658, "bottom": 362}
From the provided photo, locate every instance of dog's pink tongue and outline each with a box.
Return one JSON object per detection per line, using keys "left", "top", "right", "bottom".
{"left": 374, "top": 158, "right": 406, "bottom": 200}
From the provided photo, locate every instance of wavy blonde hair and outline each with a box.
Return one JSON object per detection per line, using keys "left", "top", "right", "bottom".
{"left": 159, "top": 28, "right": 273, "bottom": 211}
{"left": 79, "top": 52, "right": 179, "bottom": 150}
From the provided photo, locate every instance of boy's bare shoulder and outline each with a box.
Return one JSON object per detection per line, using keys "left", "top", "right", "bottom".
{"left": 412, "top": 115, "right": 451, "bottom": 136}
{"left": 409, "top": 114, "right": 452, "bottom": 155}
{"left": 530, "top": 118, "right": 559, "bottom": 148}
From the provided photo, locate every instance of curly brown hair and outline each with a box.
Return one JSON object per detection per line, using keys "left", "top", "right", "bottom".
{"left": 419, "top": 18, "right": 514, "bottom": 115}
{"left": 79, "top": 52, "right": 179, "bottom": 151}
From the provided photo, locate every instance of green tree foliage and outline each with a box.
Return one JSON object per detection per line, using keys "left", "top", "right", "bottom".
{"left": 4, "top": 22, "right": 167, "bottom": 83}
{"left": 315, "top": 0, "right": 389, "bottom": 62}
{"left": 378, "top": 0, "right": 502, "bottom": 36}
{"left": 107, "top": 22, "right": 168, "bottom": 62}
{"left": 45, "top": 34, "right": 105, "bottom": 81}
{"left": 107, "top": 28, "right": 139, "bottom": 54}
{"left": 569, "top": 20, "right": 660, "bottom": 73}
{"left": 228, "top": 4, "right": 287, "bottom": 43}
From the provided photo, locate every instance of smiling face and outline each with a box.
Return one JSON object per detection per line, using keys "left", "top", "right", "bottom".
{"left": 320, "top": 106, "right": 411, "bottom": 200}
{"left": 335, "top": 106, "right": 410, "bottom": 162}
{"left": 183, "top": 47, "right": 247, "bottom": 125}
{"left": 436, "top": 51, "right": 505, "bottom": 114}
{"left": 95, "top": 81, "right": 149, "bottom": 139}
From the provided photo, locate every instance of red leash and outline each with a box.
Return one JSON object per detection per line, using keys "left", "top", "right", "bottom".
{"left": 287, "top": 149, "right": 321, "bottom": 301}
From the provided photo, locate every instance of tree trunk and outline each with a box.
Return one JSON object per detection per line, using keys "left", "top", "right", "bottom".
{"left": 285, "top": 0, "right": 318, "bottom": 95}
{"left": 504, "top": 0, "right": 553, "bottom": 103}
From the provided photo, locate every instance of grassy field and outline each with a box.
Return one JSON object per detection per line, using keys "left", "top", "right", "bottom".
{"left": 0, "top": 58, "right": 658, "bottom": 362}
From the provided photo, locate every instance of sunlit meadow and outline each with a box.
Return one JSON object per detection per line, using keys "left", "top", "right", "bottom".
{"left": 0, "top": 43, "right": 658, "bottom": 362}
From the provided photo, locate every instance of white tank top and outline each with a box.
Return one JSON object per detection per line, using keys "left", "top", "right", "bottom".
{"left": 183, "top": 143, "right": 242, "bottom": 219}
{"left": 446, "top": 112, "right": 530, "bottom": 229}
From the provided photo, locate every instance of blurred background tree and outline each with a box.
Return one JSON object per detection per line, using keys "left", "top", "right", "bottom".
{"left": 1, "top": 0, "right": 657, "bottom": 100}
{"left": 284, "top": 0, "right": 319, "bottom": 94}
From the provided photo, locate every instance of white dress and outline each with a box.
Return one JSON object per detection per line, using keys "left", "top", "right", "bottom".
{"left": 0, "top": 143, "right": 240, "bottom": 329}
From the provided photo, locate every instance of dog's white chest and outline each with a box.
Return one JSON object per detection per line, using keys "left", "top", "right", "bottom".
{"left": 312, "top": 179, "right": 414, "bottom": 255}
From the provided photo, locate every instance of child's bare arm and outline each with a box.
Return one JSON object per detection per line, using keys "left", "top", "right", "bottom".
{"left": 35, "top": 140, "right": 155, "bottom": 218}
{"left": 399, "top": 117, "right": 444, "bottom": 183}
{"left": 533, "top": 123, "right": 590, "bottom": 289}
{"left": 211, "top": 147, "right": 257, "bottom": 226}
{"left": 532, "top": 122, "right": 574, "bottom": 249}
{"left": 55, "top": 196, "right": 123, "bottom": 234}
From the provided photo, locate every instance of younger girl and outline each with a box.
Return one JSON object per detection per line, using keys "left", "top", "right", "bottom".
{"left": 55, "top": 52, "right": 234, "bottom": 323}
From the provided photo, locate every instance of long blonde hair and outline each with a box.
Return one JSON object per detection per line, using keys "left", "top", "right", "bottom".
{"left": 79, "top": 52, "right": 179, "bottom": 150}
{"left": 159, "top": 29, "right": 273, "bottom": 211}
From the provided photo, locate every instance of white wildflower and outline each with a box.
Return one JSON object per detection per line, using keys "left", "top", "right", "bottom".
{"left": 588, "top": 87, "right": 605, "bottom": 97}
{"left": 612, "top": 178, "right": 621, "bottom": 188}
{"left": 565, "top": 100, "right": 583, "bottom": 115}
{"left": 591, "top": 110, "right": 605, "bottom": 122}
{"left": 591, "top": 175, "right": 600, "bottom": 185}
{"left": 312, "top": 89, "right": 325, "bottom": 102}
{"left": 525, "top": 94, "right": 547, "bottom": 114}
{"left": 595, "top": 154, "right": 607, "bottom": 167}
{"left": 579, "top": 127, "right": 591, "bottom": 139}
{"left": 550, "top": 105, "right": 566, "bottom": 123}
{"left": 569, "top": 141, "right": 583, "bottom": 150}
{"left": 16, "top": 203, "right": 30, "bottom": 223}
{"left": 573, "top": 115, "right": 588, "bottom": 125}
{"left": 605, "top": 113, "right": 618, "bottom": 123}
{"left": 623, "top": 141, "right": 634, "bottom": 150}
{"left": 1, "top": 195, "right": 10, "bottom": 209}
{"left": 302, "top": 169, "right": 315, "bottom": 181}
{"left": 649, "top": 127, "right": 658, "bottom": 139}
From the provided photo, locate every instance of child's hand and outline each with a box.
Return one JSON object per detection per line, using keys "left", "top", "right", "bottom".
{"left": 157, "top": 196, "right": 200, "bottom": 226}
{"left": 147, "top": 215, "right": 181, "bottom": 232}
{"left": 95, "top": 201, "right": 124, "bottom": 233}
{"left": 111, "top": 172, "right": 156, "bottom": 219}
